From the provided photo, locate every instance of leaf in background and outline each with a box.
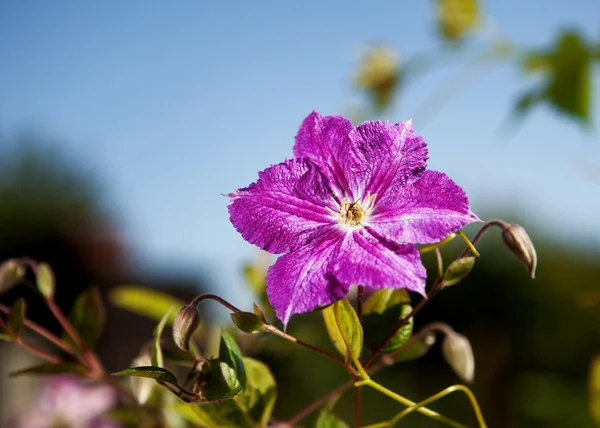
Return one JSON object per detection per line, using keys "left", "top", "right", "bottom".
{"left": 436, "top": 0, "right": 480, "bottom": 41}
{"left": 589, "top": 354, "right": 600, "bottom": 425}
{"left": 109, "top": 285, "right": 185, "bottom": 324}
{"left": 231, "top": 312, "right": 266, "bottom": 334}
{"left": 442, "top": 257, "right": 476, "bottom": 287}
{"left": 182, "top": 357, "right": 276, "bottom": 428}
{"left": 315, "top": 410, "right": 350, "bottom": 428}
{"left": 152, "top": 308, "right": 173, "bottom": 368}
{"left": 36, "top": 262, "right": 55, "bottom": 299}
{"left": 67, "top": 287, "right": 105, "bottom": 349}
{"left": 113, "top": 366, "right": 179, "bottom": 386}
{"left": 322, "top": 299, "right": 362, "bottom": 359}
{"left": 10, "top": 363, "right": 86, "bottom": 378}
{"left": 393, "top": 332, "right": 436, "bottom": 363}
{"left": 7, "top": 298, "right": 26, "bottom": 338}
{"left": 355, "top": 47, "right": 400, "bottom": 112}
{"left": 363, "top": 289, "right": 413, "bottom": 353}
{"left": 516, "top": 30, "right": 594, "bottom": 125}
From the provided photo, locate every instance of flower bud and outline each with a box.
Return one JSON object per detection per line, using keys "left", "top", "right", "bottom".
{"left": 502, "top": 224, "right": 537, "bottom": 279}
{"left": 442, "top": 331, "right": 475, "bottom": 384}
{"left": 0, "top": 259, "right": 25, "bottom": 295}
{"left": 172, "top": 304, "right": 201, "bottom": 352}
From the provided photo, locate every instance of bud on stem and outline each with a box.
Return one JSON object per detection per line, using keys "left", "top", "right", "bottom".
{"left": 172, "top": 304, "right": 201, "bottom": 352}
{"left": 501, "top": 223, "right": 537, "bottom": 279}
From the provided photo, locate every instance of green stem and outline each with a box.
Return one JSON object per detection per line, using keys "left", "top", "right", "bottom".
{"left": 355, "top": 379, "right": 469, "bottom": 428}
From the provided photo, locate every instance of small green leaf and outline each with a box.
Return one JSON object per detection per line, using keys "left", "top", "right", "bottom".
{"left": 322, "top": 299, "right": 362, "bottom": 359}
{"left": 231, "top": 312, "right": 266, "bottom": 334}
{"left": 10, "top": 362, "right": 86, "bottom": 378}
{"left": 7, "top": 298, "right": 26, "bottom": 337}
{"left": 253, "top": 302, "right": 267, "bottom": 323}
{"left": 394, "top": 332, "right": 436, "bottom": 363}
{"left": 363, "top": 289, "right": 413, "bottom": 353}
{"left": 36, "top": 263, "right": 55, "bottom": 299}
{"left": 67, "top": 287, "right": 105, "bottom": 349}
{"left": 0, "top": 259, "right": 25, "bottom": 295}
{"left": 436, "top": 0, "right": 480, "bottom": 41}
{"left": 109, "top": 285, "right": 185, "bottom": 324}
{"left": 152, "top": 308, "right": 173, "bottom": 368}
{"left": 175, "top": 357, "right": 276, "bottom": 428}
{"left": 200, "top": 331, "right": 247, "bottom": 401}
{"left": 315, "top": 410, "right": 350, "bottom": 428}
{"left": 113, "top": 366, "right": 179, "bottom": 385}
{"left": 442, "top": 257, "right": 475, "bottom": 287}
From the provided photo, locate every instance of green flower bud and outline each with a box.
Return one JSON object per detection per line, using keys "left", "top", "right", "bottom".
{"left": 172, "top": 304, "right": 200, "bottom": 352}
{"left": 502, "top": 224, "right": 537, "bottom": 279}
{"left": 442, "top": 331, "right": 475, "bottom": 384}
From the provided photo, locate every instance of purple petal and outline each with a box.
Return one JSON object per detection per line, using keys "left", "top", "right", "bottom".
{"left": 369, "top": 170, "right": 480, "bottom": 244}
{"left": 229, "top": 158, "right": 337, "bottom": 254}
{"left": 348, "top": 120, "right": 428, "bottom": 200}
{"left": 266, "top": 231, "right": 347, "bottom": 326}
{"left": 293, "top": 111, "right": 357, "bottom": 200}
{"left": 331, "top": 229, "right": 427, "bottom": 296}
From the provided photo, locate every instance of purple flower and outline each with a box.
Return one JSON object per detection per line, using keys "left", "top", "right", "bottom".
{"left": 229, "top": 112, "right": 479, "bottom": 326}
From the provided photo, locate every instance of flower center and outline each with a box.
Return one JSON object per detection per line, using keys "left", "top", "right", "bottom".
{"left": 339, "top": 198, "right": 367, "bottom": 227}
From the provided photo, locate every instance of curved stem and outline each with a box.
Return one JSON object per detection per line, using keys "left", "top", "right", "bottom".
{"left": 191, "top": 293, "right": 244, "bottom": 313}
{"left": 14, "top": 337, "right": 62, "bottom": 364}
{"left": 355, "top": 379, "right": 469, "bottom": 428}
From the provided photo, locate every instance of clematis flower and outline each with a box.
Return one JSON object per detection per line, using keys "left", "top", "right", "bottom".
{"left": 229, "top": 112, "right": 479, "bottom": 326}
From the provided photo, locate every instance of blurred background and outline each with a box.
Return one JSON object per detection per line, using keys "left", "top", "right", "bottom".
{"left": 1, "top": 0, "right": 599, "bottom": 427}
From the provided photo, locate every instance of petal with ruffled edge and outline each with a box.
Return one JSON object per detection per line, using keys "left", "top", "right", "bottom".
{"left": 293, "top": 111, "right": 357, "bottom": 200}
{"left": 369, "top": 170, "right": 480, "bottom": 244}
{"left": 348, "top": 120, "right": 428, "bottom": 200}
{"left": 266, "top": 231, "right": 347, "bottom": 327}
{"left": 228, "top": 158, "right": 337, "bottom": 254}
{"left": 331, "top": 229, "right": 427, "bottom": 296}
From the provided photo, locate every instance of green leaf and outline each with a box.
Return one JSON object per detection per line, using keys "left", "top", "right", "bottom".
{"left": 174, "top": 357, "right": 276, "bottom": 428}
{"left": 394, "top": 332, "right": 436, "bottom": 363}
{"left": 253, "top": 302, "right": 267, "bottom": 323}
{"left": 200, "top": 331, "right": 247, "bottom": 401}
{"left": 7, "top": 298, "right": 26, "bottom": 337}
{"left": 152, "top": 308, "right": 173, "bottom": 368}
{"left": 363, "top": 289, "right": 413, "bottom": 353}
{"left": 590, "top": 354, "right": 600, "bottom": 425}
{"left": 113, "top": 366, "right": 179, "bottom": 385}
{"left": 36, "top": 262, "right": 55, "bottom": 299}
{"left": 0, "top": 259, "right": 25, "bottom": 295}
{"left": 231, "top": 312, "right": 266, "bottom": 334}
{"left": 442, "top": 257, "right": 476, "bottom": 287}
{"left": 109, "top": 285, "right": 185, "bottom": 324}
{"left": 315, "top": 410, "right": 350, "bottom": 428}
{"left": 0, "top": 333, "right": 12, "bottom": 342}
{"left": 243, "top": 263, "right": 266, "bottom": 295}
{"left": 436, "top": 0, "right": 480, "bottom": 41}
{"left": 67, "top": 287, "right": 105, "bottom": 349}
{"left": 10, "top": 362, "right": 86, "bottom": 377}
{"left": 322, "top": 299, "right": 362, "bottom": 359}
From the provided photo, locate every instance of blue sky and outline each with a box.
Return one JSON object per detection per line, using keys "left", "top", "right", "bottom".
{"left": 0, "top": 1, "right": 598, "bottom": 305}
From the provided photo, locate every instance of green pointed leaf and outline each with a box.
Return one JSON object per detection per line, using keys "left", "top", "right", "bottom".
{"left": 394, "top": 332, "right": 436, "bottom": 363}
{"left": 175, "top": 357, "right": 276, "bottom": 428}
{"left": 36, "top": 262, "right": 55, "bottom": 299}
{"left": 0, "top": 333, "right": 12, "bottom": 342}
{"left": 7, "top": 298, "right": 26, "bottom": 337}
{"left": 67, "top": 287, "right": 105, "bottom": 349}
{"left": 363, "top": 289, "right": 413, "bottom": 353}
{"left": 322, "top": 299, "right": 362, "bottom": 359}
{"left": 109, "top": 285, "right": 185, "bottom": 324}
{"left": 436, "top": 0, "right": 480, "bottom": 41}
{"left": 152, "top": 308, "right": 173, "bottom": 368}
{"left": 315, "top": 410, "right": 350, "bottom": 428}
{"left": 113, "top": 366, "right": 179, "bottom": 385}
{"left": 442, "top": 257, "right": 475, "bottom": 287}
{"left": 0, "top": 259, "right": 25, "bottom": 295}
{"left": 10, "top": 362, "right": 86, "bottom": 378}
{"left": 253, "top": 302, "right": 267, "bottom": 323}
{"left": 200, "top": 331, "right": 247, "bottom": 401}
{"left": 231, "top": 312, "right": 265, "bottom": 334}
